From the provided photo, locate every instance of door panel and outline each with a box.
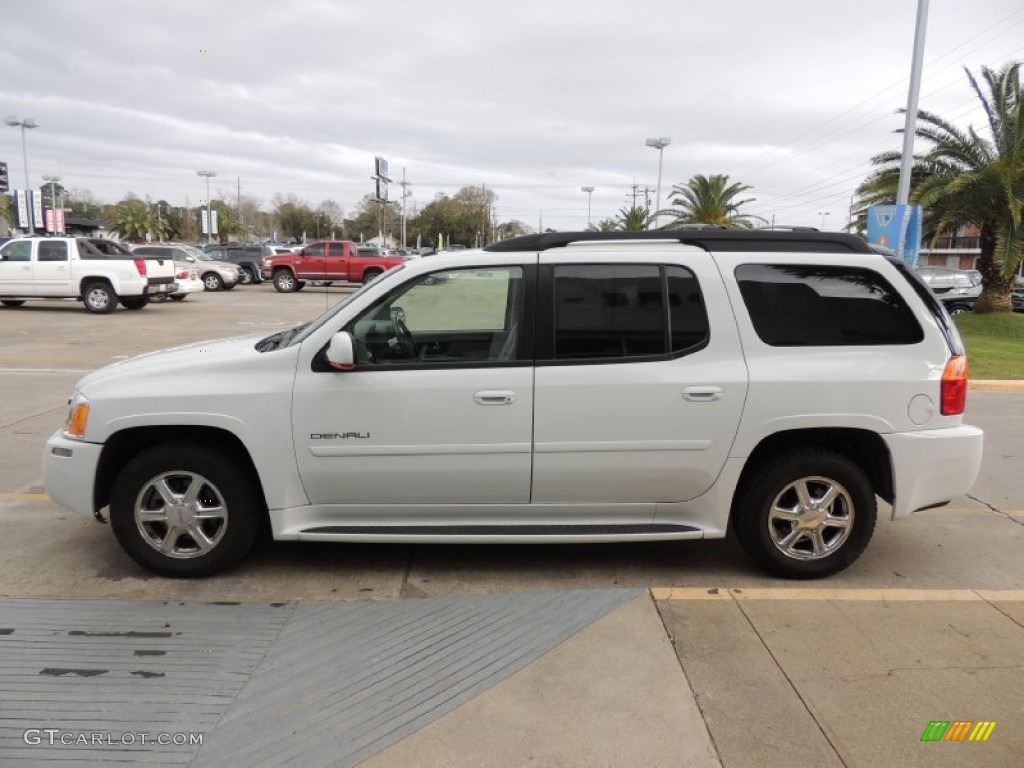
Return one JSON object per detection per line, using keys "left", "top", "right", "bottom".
{"left": 292, "top": 264, "right": 534, "bottom": 505}
{"left": 532, "top": 257, "right": 748, "bottom": 504}
{"left": 33, "top": 240, "right": 72, "bottom": 295}
{"left": 0, "top": 240, "right": 34, "bottom": 294}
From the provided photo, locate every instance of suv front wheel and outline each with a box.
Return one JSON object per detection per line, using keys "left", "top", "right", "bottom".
{"left": 733, "top": 449, "right": 876, "bottom": 579}
{"left": 109, "top": 442, "right": 262, "bottom": 577}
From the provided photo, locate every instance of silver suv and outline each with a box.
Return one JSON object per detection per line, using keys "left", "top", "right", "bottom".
{"left": 134, "top": 244, "right": 241, "bottom": 291}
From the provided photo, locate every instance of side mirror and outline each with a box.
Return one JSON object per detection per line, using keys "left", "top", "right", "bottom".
{"left": 326, "top": 331, "right": 355, "bottom": 371}
{"left": 185, "top": 256, "right": 196, "bottom": 263}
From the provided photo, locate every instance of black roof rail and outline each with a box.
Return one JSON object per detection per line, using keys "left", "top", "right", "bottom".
{"left": 484, "top": 230, "right": 873, "bottom": 254}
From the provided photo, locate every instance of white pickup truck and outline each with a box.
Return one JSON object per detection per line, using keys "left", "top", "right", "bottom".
{"left": 0, "top": 236, "right": 177, "bottom": 312}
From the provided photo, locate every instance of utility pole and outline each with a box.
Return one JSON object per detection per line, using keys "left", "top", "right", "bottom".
{"left": 897, "top": 0, "right": 929, "bottom": 206}
{"left": 628, "top": 183, "right": 642, "bottom": 208}
{"left": 399, "top": 167, "right": 411, "bottom": 249}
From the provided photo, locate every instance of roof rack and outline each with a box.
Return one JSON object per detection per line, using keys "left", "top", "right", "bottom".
{"left": 483, "top": 230, "right": 873, "bottom": 254}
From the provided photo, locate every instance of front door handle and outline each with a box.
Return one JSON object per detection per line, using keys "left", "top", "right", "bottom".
{"left": 682, "top": 386, "right": 723, "bottom": 402}
{"left": 474, "top": 390, "right": 517, "bottom": 406}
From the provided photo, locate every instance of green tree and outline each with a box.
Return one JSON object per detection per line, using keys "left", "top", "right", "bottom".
{"left": 590, "top": 218, "right": 618, "bottom": 232}
{"left": 858, "top": 61, "right": 1024, "bottom": 312}
{"left": 107, "top": 198, "right": 154, "bottom": 242}
{"left": 409, "top": 186, "right": 497, "bottom": 246}
{"left": 659, "top": 174, "right": 765, "bottom": 229}
{"left": 616, "top": 205, "right": 653, "bottom": 231}
{"left": 0, "top": 193, "right": 13, "bottom": 233}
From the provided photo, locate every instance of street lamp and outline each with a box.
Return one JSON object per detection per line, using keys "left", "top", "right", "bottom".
{"left": 42, "top": 174, "right": 62, "bottom": 234}
{"left": 4, "top": 116, "right": 39, "bottom": 190}
{"left": 197, "top": 170, "right": 217, "bottom": 243}
{"left": 581, "top": 186, "right": 595, "bottom": 229}
{"left": 818, "top": 211, "right": 831, "bottom": 230}
{"left": 645, "top": 137, "right": 671, "bottom": 227}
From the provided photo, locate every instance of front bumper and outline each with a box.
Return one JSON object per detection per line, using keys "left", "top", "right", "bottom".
{"left": 883, "top": 425, "right": 984, "bottom": 519}
{"left": 42, "top": 431, "right": 103, "bottom": 520}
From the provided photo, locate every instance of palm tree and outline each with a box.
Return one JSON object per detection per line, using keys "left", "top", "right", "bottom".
{"left": 107, "top": 199, "right": 153, "bottom": 243}
{"left": 858, "top": 62, "right": 1024, "bottom": 312}
{"left": 616, "top": 205, "right": 653, "bottom": 231}
{"left": 659, "top": 174, "right": 766, "bottom": 229}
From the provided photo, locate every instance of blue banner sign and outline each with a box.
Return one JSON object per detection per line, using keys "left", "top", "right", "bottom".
{"left": 867, "top": 204, "right": 922, "bottom": 266}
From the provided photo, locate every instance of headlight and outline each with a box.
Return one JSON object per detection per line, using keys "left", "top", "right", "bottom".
{"left": 64, "top": 393, "right": 90, "bottom": 439}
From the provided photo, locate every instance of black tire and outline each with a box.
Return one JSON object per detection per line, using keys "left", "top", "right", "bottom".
{"left": 362, "top": 269, "right": 382, "bottom": 284}
{"left": 947, "top": 303, "right": 971, "bottom": 316}
{"left": 82, "top": 282, "right": 118, "bottom": 314}
{"left": 273, "top": 270, "right": 299, "bottom": 292}
{"left": 237, "top": 268, "right": 254, "bottom": 285}
{"left": 1, "top": 300, "right": 26, "bottom": 308}
{"left": 733, "top": 449, "right": 876, "bottom": 579}
{"left": 122, "top": 297, "right": 150, "bottom": 310}
{"left": 203, "top": 272, "right": 224, "bottom": 291}
{"left": 109, "top": 442, "right": 263, "bottom": 577}
{"left": 169, "top": 294, "right": 187, "bottom": 302}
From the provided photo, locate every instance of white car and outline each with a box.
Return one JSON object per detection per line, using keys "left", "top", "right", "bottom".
{"left": 42, "top": 231, "right": 982, "bottom": 578}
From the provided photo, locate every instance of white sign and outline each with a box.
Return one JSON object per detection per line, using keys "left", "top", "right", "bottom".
{"left": 15, "top": 190, "right": 30, "bottom": 227}
{"left": 200, "top": 208, "right": 219, "bottom": 235}
{"left": 31, "top": 190, "right": 44, "bottom": 229}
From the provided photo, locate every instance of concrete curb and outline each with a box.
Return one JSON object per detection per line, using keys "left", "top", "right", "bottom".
{"left": 970, "top": 379, "right": 1024, "bottom": 390}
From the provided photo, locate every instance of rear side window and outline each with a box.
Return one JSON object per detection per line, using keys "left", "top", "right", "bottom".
{"left": 736, "top": 264, "right": 923, "bottom": 346}
{"left": 38, "top": 241, "right": 68, "bottom": 262}
{"left": 551, "top": 264, "right": 708, "bottom": 361}
{"left": 328, "top": 242, "right": 346, "bottom": 256}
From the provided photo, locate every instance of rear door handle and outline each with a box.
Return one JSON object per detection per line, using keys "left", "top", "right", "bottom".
{"left": 474, "top": 390, "right": 517, "bottom": 406}
{"left": 682, "top": 386, "right": 723, "bottom": 402}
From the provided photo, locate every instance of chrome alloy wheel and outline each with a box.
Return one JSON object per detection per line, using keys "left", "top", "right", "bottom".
{"left": 767, "top": 476, "right": 854, "bottom": 560}
{"left": 86, "top": 287, "right": 110, "bottom": 311}
{"left": 134, "top": 471, "right": 228, "bottom": 559}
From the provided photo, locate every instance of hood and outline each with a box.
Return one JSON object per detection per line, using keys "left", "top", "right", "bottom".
{"left": 76, "top": 333, "right": 267, "bottom": 393}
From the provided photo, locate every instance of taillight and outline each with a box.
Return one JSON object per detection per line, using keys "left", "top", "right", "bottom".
{"left": 134, "top": 258, "right": 148, "bottom": 277}
{"left": 940, "top": 355, "right": 968, "bottom": 415}
{"left": 176, "top": 269, "right": 189, "bottom": 279}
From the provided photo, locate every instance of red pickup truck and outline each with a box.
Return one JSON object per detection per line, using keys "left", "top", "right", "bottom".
{"left": 261, "top": 240, "right": 404, "bottom": 292}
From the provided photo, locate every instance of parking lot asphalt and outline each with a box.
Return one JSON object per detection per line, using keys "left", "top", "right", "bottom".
{"left": 1, "top": 286, "right": 1023, "bottom": 766}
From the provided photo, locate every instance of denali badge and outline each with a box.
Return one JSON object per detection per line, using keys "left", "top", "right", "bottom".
{"left": 311, "top": 432, "right": 371, "bottom": 439}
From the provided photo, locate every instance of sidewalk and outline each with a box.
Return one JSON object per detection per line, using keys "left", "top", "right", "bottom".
{"left": 1, "top": 588, "right": 1022, "bottom": 767}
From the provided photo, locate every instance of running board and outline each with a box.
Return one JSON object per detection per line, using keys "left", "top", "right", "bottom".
{"left": 294, "top": 523, "right": 702, "bottom": 543}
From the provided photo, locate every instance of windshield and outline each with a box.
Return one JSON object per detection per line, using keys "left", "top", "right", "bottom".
{"left": 280, "top": 265, "right": 405, "bottom": 349}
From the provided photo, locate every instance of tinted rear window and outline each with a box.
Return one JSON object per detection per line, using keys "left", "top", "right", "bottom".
{"left": 736, "top": 264, "right": 923, "bottom": 346}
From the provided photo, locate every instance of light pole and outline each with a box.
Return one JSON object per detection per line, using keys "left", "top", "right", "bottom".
{"left": 42, "top": 174, "right": 61, "bottom": 234}
{"left": 645, "top": 137, "right": 671, "bottom": 228}
{"left": 581, "top": 186, "right": 594, "bottom": 229}
{"left": 197, "top": 170, "right": 217, "bottom": 243}
{"left": 818, "top": 211, "right": 831, "bottom": 230}
{"left": 4, "top": 116, "right": 39, "bottom": 190}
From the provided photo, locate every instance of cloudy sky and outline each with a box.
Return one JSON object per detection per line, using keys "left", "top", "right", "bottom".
{"left": 3, "top": 0, "right": 1022, "bottom": 233}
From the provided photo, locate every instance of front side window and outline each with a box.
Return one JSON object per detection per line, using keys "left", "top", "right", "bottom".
{"left": 38, "top": 241, "right": 68, "bottom": 262}
{"left": 304, "top": 243, "right": 325, "bottom": 257}
{"left": 736, "top": 264, "right": 924, "bottom": 346}
{"left": 347, "top": 266, "right": 524, "bottom": 366}
{"left": 0, "top": 241, "right": 31, "bottom": 262}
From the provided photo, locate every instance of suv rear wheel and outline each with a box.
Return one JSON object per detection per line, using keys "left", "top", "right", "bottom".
{"left": 733, "top": 449, "right": 876, "bottom": 579}
{"left": 237, "top": 268, "right": 254, "bottom": 285}
{"left": 110, "top": 442, "right": 262, "bottom": 577}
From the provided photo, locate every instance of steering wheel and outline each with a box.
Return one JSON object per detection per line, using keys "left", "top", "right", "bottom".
{"left": 391, "top": 312, "right": 417, "bottom": 358}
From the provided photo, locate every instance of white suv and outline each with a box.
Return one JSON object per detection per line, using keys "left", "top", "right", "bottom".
{"left": 42, "top": 231, "right": 983, "bottom": 578}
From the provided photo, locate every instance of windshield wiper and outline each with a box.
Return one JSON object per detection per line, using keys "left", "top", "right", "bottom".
{"left": 255, "top": 323, "right": 308, "bottom": 352}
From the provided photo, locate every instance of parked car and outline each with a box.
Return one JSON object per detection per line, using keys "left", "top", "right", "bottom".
{"left": 0, "top": 236, "right": 176, "bottom": 312}
{"left": 203, "top": 243, "right": 270, "bottom": 284}
{"left": 43, "top": 230, "right": 981, "bottom": 579}
{"left": 262, "top": 240, "right": 404, "bottom": 290}
{"left": 129, "top": 247, "right": 202, "bottom": 302}
{"left": 133, "top": 244, "right": 240, "bottom": 291}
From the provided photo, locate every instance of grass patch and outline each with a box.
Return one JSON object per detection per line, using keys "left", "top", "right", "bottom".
{"left": 954, "top": 312, "right": 1024, "bottom": 379}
